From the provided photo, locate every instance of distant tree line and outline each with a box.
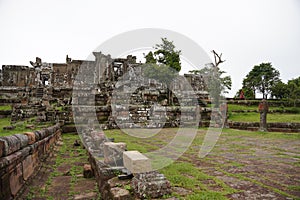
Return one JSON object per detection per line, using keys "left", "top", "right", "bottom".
{"left": 236, "top": 62, "right": 300, "bottom": 106}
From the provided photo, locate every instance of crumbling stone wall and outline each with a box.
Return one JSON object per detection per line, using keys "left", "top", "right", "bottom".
{"left": 0, "top": 124, "right": 61, "bottom": 200}
{"left": 228, "top": 121, "right": 300, "bottom": 132}
{"left": 1, "top": 52, "right": 212, "bottom": 128}
{"left": 86, "top": 129, "right": 171, "bottom": 200}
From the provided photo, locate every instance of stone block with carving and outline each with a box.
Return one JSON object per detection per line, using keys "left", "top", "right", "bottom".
{"left": 123, "top": 151, "right": 152, "bottom": 174}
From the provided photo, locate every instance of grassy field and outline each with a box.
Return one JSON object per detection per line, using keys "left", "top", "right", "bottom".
{"left": 227, "top": 103, "right": 300, "bottom": 123}
{"left": 0, "top": 117, "right": 53, "bottom": 136}
{"left": 0, "top": 105, "right": 12, "bottom": 111}
{"left": 104, "top": 128, "right": 300, "bottom": 199}
{"left": 228, "top": 112, "right": 300, "bottom": 123}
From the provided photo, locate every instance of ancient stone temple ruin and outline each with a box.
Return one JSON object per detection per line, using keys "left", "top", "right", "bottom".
{"left": 0, "top": 52, "right": 211, "bottom": 129}
{"left": 0, "top": 52, "right": 215, "bottom": 199}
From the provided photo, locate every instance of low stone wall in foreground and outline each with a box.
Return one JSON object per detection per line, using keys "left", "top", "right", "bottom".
{"left": 0, "top": 124, "right": 61, "bottom": 200}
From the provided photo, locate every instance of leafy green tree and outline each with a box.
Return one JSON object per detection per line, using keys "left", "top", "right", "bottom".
{"left": 235, "top": 88, "right": 255, "bottom": 99}
{"left": 145, "top": 38, "right": 182, "bottom": 72}
{"left": 144, "top": 51, "right": 156, "bottom": 64}
{"left": 287, "top": 77, "right": 300, "bottom": 106}
{"left": 271, "top": 81, "right": 288, "bottom": 99}
{"left": 143, "top": 63, "right": 176, "bottom": 86}
{"left": 143, "top": 38, "right": 182, "bottom": 104}
{"left": 242, "top": 63, "right": 280, "bottom": 99}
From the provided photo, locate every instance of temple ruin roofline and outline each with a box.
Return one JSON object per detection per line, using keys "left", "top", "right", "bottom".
{"left": 0, "top": 52, "right": 208, "bottom": 100}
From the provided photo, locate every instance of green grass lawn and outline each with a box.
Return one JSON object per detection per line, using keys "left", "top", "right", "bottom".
{"left": 229, "top": 112, "right": 300, "bottom": 123}
{"left": 0, "top": 105, "right": 12, "bottom": 111}
{"left": 0, "top": 117, "right": 51, "bottom": 136}
{"left": 103, "top": 128, "right": 300, "bottom": 199}
{"left": 228, "top": 104, "right": 300, "bottom": 113}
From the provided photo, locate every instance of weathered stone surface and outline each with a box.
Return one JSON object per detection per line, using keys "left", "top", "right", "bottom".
{"left": 131, "top": 171, "right": 171, "bottom": 199}
{"left": 33, "top": 130, "right": 41, "bottom": 141}
{"left": 0, "top": 139, "right": 5, "bottom": 158}
{"left": 104, "top": 142, "right": 126, "bottom": 167}
{"left": 107, "top": 177, "right": 131, "bottom": 188}
{"left": 0, "top": 135, "right": 21, "bottom": 156}
{"left": 13, "top": 134, "right": 29, "bottom": 148}
{"left": 38, "top": 129, "right": 47, "bottom": 140}
{"left": 74, "top": 192, "right": 97, "bottom": 200}
{"left": 3, "top": 125, "right": 15, "bottom": 130}
{"left": 83, "top": 164, "right": 94, "bottom": 178}
{"left": 0, "top": 124, "right": 61, "bottom": 198}
{"left": 123, "top": 151, "right": 152, "bottom": 174}
{"left": 110, "top": 187, "right": 131, "bottom": 200}
{"left": 0, "top": 173, "right": 11, "bottom": 200}
{"left": 10, "top": 162, "right": 24, "bottom": 196}
{"left": 25, "top": 124, "right": 35, "bottom": 130}
{"left": 22, "top": 155, "right": 34, "bottom": 180}
{"left": 23, "top": 132, "right": 36, "bottom": 144}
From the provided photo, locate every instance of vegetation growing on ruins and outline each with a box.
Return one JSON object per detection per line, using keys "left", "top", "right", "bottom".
{"left": 189, "top": 50, "right": 232, "bottom": 107}
{"left": 24, "top": 133, "right": 101, "bottom": 200}
{"left": 0, "top": 105, "right": 11, "bottom": 111}
{"left": 145, "top": 37, "right": 182, "bottom": 72}
{"left": 0, "top": 117, "right": 43, "bottom": 136}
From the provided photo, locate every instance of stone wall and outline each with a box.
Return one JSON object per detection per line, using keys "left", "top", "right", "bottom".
{"left": 88, "top": 147, "right": 172, "bottom": 199}
{"left": 228, "top": 121, "right": 300, "bottom": 132}
{"left": 0, "top": 124, "right": 61, "bottom": 200}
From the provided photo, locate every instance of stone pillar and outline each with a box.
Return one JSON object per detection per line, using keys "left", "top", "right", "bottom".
{"left": 258, "top": 99, "right": 269, "bottom": 131}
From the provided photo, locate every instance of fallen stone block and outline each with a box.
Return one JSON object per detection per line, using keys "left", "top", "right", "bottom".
{"left": 131, "top": 171, "right": 171, "bottom": 199}
{"left": 83, "top": 164, "right": 94, "bottom": 178}
{"left": 110, "top": 187, "right": 131, "bottom": 200}
{"left": 74, "top": 192, "right": 97, "bottom": 200}
{"left": 3, "top": 126, "right": 15, "bottom": 130}
{"left": 123, "top": 151, "right": 152, "bottom": 174}
{"left": 25, "top": 124, "right": 35, "bottom": 130}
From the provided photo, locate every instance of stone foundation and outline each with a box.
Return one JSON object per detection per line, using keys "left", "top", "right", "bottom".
{"left": 228, "top": 121, "right": 300, "bottom": 132}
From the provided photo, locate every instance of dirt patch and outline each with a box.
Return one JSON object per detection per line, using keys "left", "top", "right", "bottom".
{"left": 47, "top": 176, "right": 71, "bottom": 199}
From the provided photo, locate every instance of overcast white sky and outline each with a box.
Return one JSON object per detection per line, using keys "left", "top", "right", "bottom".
{"left": 0, "top": 0, "right": 299, "bottom": 97}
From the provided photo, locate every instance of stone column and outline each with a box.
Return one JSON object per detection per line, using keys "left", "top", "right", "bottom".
{"left": 258, "top": 99, "right": 269, "bottom": 131}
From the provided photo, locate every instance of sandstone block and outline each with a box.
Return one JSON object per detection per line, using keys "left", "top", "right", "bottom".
{"left": 104, "top": 142, "right": 126, "bottom": 166}
{"left": 0, "top": 173, "right": 11, "bottom": 200}
{"left": 24, "top": 132, "right": 36, "bottom": 144}
{"left": 22, "top": 155, "right": 34, "bottom": 180}
{"left": 123, "top": 151, "right": 152, "bottom": 174}
{"left": 10, "top": 163, "right": 24, "bottom": 196}
{"left": 0, "top": 135, "right": 21, "bottom": 156}
{"left": 110, "top": 187, "right": 131, "bottom": 200}
{"left": 13, "top": 134, "right": 29, "bottom": 148}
